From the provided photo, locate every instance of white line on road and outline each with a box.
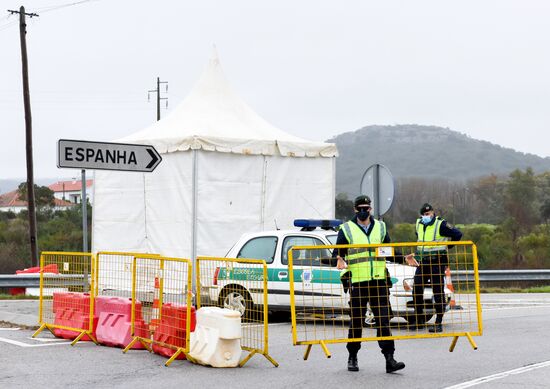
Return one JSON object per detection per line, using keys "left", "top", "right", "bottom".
{"left": 27, "top": 337, "right": 68, "bottom": 343}
{"left": 0, "top": 328, "right": 21, "bottom": 331}
{"left": 0, "top": 337, "right": 72, "bottom": 348}
{"left": 443, "top": 360, "right": 550, "bottom": 389}
{"left": 481, "top": 302, "right": 550, "bottom": 305}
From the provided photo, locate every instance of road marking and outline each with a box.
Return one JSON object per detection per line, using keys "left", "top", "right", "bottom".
{"left": 0, "top": 337, "right": 71, "bottom": 348}
{"left": 0, "top": 328, "right": 21, "bottom": 331}
{"left": 27, "top": 337, "right": 68, "bottom": 343}
{"left": 443, "top": 360, "right": 550, "bottom": 389}
{"left": 481, "top": 302, "right": 550, "bottom": 305}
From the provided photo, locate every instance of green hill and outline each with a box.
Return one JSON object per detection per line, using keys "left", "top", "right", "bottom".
{"left": 329, "top": 124, "right": 550, "bottom": 196}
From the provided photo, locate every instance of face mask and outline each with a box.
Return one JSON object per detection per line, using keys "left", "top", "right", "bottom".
{"left": 421, "top": 215, "right": 433, "bottom": 224}
{"left": 357, "top": 210, "right": 369, "bottom": 221}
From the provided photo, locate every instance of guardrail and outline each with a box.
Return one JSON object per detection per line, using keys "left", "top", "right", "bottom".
{"left": 453, "top": 269, "right": 550, "bottom": 283}
{"left": 0, "top": 274, "right": 87, "bottom": 288}
{"left": 1, "top": 270, "right": 550, "bottom": 288}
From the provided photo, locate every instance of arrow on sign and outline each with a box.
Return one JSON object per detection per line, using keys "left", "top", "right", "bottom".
{"left": 146, "top": 148, "right": 160, "bottom": 169}
{"left": 57, "top": 139, "right": 162, "bottom": 172}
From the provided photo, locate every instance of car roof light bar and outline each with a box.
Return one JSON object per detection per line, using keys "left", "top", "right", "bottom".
{"left": 293, "top": 219, "right": 342, "bottom": 231}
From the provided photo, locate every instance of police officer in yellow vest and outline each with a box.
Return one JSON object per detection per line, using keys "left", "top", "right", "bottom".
{"left": 332, "top": 195, "right": 417, "bottom": 373}
{"left": 411, "top": 203, "right": 462, "bottom": 333}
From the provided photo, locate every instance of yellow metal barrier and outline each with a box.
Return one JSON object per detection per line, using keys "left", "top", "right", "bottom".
{"left": 32, "top": 251, "right": 97, "bottom": 346}
{"left": 196, "top": 256, "right": 279, "bottom": 367}
{"left": 288, "top": 241, "right": 482, "bottom": 359}
{"left": 123, "top": 254, "right": 193, "bottom": 367}
{"left": 95, "top": 251, "right": 159, "bottom": 299}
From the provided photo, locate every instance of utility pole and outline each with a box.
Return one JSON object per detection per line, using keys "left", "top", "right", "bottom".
{"left": 148, "top": 77, "right": 168, "bottom": 121}
{"left": 9, "top": 6, "right": 39, "bottom": 267}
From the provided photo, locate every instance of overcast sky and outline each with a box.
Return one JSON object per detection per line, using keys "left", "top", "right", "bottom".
{"left": 1, "top": 0, "right": 549, "bottom": 180}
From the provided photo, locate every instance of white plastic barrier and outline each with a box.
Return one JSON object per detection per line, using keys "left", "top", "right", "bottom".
{"left": 189, "top": 307, "right": 242, "bottom": 367}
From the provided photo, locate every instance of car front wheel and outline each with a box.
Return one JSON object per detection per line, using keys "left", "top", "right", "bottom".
{"left": 219, "top": 286, "right": 254, "bottom": 320}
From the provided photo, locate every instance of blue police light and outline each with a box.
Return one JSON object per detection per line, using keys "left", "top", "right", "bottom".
{"left": 294, "top": 219, "right": 342, "bottom": 231}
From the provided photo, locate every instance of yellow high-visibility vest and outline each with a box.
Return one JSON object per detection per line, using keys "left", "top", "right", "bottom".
{"left": 340, "top": 219, "right": 386, "bottom": 283}
{"left": 415, "top": 216, "right": 449, "bottom": 253}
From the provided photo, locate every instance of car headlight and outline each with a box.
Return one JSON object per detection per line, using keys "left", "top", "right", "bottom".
{"left": 403, "top": 278, "right": 414, "bottom": 292}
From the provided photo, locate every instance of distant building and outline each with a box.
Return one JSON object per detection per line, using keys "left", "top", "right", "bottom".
{"left": 0, "top": 189, "right": 75, "bottom": 213}
{"left": 48, "top": 179, "right": 93, "bottom": 204}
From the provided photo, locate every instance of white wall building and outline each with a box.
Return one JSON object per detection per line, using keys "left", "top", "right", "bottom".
{"left": 48, "top": 179, "right": 93, "bottom": 204}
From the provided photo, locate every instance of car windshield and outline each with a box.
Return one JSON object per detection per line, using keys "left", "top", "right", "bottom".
{"left": 326, "top": 234, "right": 338, "bottom": 244}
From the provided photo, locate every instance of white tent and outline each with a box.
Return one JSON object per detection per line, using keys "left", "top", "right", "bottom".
{"left": 92, "top": 52, "right": 338, "bottom": 260}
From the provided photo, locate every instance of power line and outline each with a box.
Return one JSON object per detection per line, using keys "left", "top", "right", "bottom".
{"left": 37, "top": 0, "right": 99, "bottom": 14}
{"left": 1, "top": 0, "right": 99, "bottom": 31}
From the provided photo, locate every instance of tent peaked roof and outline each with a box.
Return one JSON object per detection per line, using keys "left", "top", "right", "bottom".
{"left": 121, "top": 52, "right": 338, "bottom": 157}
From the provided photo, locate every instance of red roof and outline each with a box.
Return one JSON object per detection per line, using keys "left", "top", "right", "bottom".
{"left": 48, "top": 179, "right": 93, "bottom": 192}
{"left": 0, "top": 190, "right": 74, "bottom": 208}
{"left": 0, "top": 190, "right": 25, "bottom": 207}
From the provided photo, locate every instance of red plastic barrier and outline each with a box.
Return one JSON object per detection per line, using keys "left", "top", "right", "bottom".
{"left": 152, "top": 304, "right": 196, "bottom": 360}
{"left": 16, "top": 264, "right": 59, "bottom": 275}
{"left": 94, "top": 296, "right": 148, "bottom": 349}
{"left": 10, "top": 264, "right": 60, "bottom": 295}
{"left": 52, "top": 292, "right": 98, "bottom": 340}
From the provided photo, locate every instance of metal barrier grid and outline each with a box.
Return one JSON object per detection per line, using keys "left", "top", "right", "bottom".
{"left": 95, "top": 252, "right": 159, "bottom": 299}
{"left": 32, "top": 251, "right": 97, "bottom": 346}
{"left": 196, "top": 256, "right": 278, "bottom": 367}
{"left": 288, "top": 241, "right": 482, "bottom": 359}
{"left": 123, "top": 254, "right": 193, "bottom": 367}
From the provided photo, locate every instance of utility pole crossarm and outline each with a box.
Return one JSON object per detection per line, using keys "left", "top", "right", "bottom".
{"left": 7, "top": 9, "right": 39, "bottom": 18}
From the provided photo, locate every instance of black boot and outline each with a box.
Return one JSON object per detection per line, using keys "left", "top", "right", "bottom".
{"left": 347, "top": 355, "right": 359, "bottom": 372}
{"left": 429, "top": 323, "right": 443, "bottom": 333}
{"left": 385, "top": 354, "right": 405, "bottom": 373}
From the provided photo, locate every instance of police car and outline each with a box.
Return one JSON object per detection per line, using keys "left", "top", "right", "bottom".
{"left": 210, "top": 219, "right": 451, "bottom": 324}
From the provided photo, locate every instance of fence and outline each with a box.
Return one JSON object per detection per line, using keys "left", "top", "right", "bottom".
{"left": 123, "top": 254, "right": 193, "bottom": 367}
{"left": 95, "top": 252, "right": 161, "bottom": 299}
{"left": 288, "top": 241, "right": 482, "bottom": 359}
{"left": 32, "top": 251, "right": 97, "bottom": 346}
{"left": 195, "top": 256, "right": 278, "bottom": 367}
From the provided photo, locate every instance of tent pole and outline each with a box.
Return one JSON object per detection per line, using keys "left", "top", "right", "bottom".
{"left": 260, "top": 156, "right": 267, "bottom": 230}
{"left": 332, "top": 157, "right": 336, "bottom": 218}
{"left": 191, "top": 149, "right": 199, "bottom": 295}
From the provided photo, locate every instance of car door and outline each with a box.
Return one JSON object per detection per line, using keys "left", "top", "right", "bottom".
{"left": 235, "top": 235, "right": 278, "bottom": 308}
{"left": 278, "top": 235, "right": 344, "bottom": 310}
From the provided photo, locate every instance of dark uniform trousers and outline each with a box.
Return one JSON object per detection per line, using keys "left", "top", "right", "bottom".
{"left": 412, "top": 252, "right": 448, "bottom": 317}
{"left": 346, "top": 279, "right": 394, "bottom": 357}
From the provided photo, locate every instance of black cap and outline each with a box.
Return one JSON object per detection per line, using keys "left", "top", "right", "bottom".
{"left": 420, "top": 203, "right": 433, "bottom": 214}
{"left": 354, "top": 195, "right": 371, "bottom": 208}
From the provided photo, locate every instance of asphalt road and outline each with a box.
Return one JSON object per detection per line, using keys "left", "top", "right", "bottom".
{"left": 0, "top": 294, "right": 549, "bottom": 389}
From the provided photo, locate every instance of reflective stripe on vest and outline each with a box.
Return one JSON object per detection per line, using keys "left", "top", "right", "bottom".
{"left": 416, "top": 217, "right": 449, "bottom": 253}
{"left": 340, "top": 220, "right": 386, "bottom": 283}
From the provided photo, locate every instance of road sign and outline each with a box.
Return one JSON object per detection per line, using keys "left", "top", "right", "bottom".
{"left": 57, "top": 139, "right": 162, "bottom": 172}
{"left": 359, "top": 163, "right": 395, "bottom": 218}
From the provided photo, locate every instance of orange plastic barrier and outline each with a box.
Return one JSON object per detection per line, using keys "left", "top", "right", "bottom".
{"left": 95, "top": 296, "right": 148, "bottom": 349}
{"left": 152, "top": 304, "right": 196, "bottom": 360}
{"left": 52, "top": 292, "right": 98, "bottom": 340}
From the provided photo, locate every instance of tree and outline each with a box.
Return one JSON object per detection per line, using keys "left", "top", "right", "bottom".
{"left": 470, "top": 174, "right": 506, "bottom": 224}
{"left": 335, "top": 193, "right": 354, "bottom": 221}
{"left": 505, "top": 168, "right": 537, "bottom": 234}
{"left": 17, "top": 182, "right": 55, "bottom": 210}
